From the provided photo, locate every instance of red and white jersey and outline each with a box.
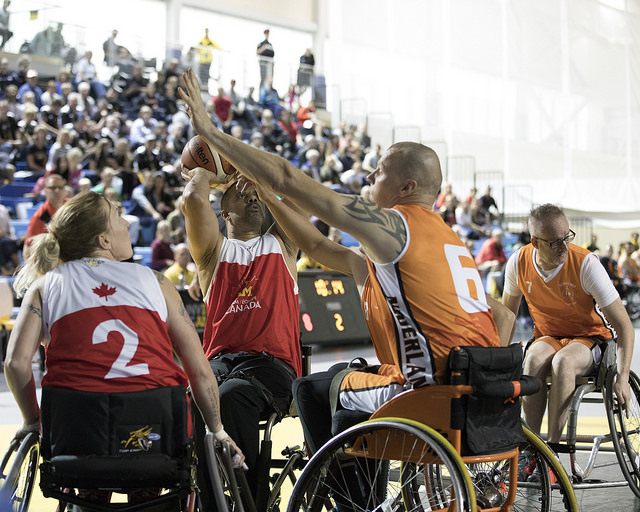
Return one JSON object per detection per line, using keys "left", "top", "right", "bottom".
{"left": 42, "top": 258, "right": 188, "bottom": 392}
{"left": 203, "top": 234, "right": 301, "bottom": 376}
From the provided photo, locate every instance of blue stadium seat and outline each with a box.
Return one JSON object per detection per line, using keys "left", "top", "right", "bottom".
{"left": 134, "top": 246, "right": 153, "bottom": 267}
{"left": 0, "top": 197, "right": 33, "bottom": 217}
{"left": 0, "top": 182, "right": 35, "bottom": 197}
{"left": 339, "top": 230, "right": 359, "bottom": 248}
{"left": 25, "top": 204, "right": 42, "bottom": 219}
{"left": 471, "top": 237, "right": 488, "bottom": 258}
{"left": 10, "top": 219, "right": 30, "bottom": 239}
{"left": 13, "top": 170, "right": 43, "bottom": 182}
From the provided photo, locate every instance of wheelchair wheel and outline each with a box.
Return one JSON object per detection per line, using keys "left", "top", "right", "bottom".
{"left": 203, "top": 435, "right": 249, "bottom": 512}
{"left": 0, "top": 433, "right": 40, "bottom": 512}
{"left": 520, "top": 425, "right": 578, "bottom": 512}
{"left": 287, "top": 418, "right": 474, "bottom": 512}
{"left": 605, "top": 367, "right": 640, "bottom": 499}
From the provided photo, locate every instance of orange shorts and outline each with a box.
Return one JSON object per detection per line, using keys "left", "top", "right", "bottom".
{"left": 532, "top": 336, "right": 596, "bottom": 352}
{"left": 530, "top": 336, "right": 606, "bottom": 366}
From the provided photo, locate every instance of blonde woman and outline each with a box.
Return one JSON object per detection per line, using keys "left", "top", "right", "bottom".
{"left": 5, "top": 192, "right": 243, "bottom": 503}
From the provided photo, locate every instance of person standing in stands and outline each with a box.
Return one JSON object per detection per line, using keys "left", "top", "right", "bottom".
{"left": 196, "top": 28, "right": 221, "bottom": 92}
{"left": 256, "top": 28, "right": 274, "bottom": 86}
{"left": 0, "top": 0, "right": 12, "bottom": 51}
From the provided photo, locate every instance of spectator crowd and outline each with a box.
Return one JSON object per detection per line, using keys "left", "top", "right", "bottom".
{"left": 0, "top": 38, "right": 639, "bottom": 313}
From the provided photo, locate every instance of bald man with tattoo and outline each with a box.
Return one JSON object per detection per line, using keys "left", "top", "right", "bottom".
{"left": 178, "top": 69, "right": 511, "bottom": 460}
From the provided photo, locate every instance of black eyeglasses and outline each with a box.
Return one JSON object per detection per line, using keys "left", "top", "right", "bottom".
{"left": 535, "top": 229, "right": 575, "bottom": 250}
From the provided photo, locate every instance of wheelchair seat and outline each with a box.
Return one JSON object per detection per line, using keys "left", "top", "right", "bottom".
{"left": 333, "top": 343, "right": 538, "bottom": 456}
{"left": 39, "top": 385, "right": 194, "bottom": 510}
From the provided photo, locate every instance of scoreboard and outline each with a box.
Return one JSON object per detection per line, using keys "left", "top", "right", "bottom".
{"left": 298, "top": 269, "right": 371, "bottom": 345}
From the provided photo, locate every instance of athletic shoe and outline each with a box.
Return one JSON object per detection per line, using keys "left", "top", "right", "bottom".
{"left": 517, "top": 449, "right": 537, "bottom": 481}
{"left": 527, "top": 465, "right": 558, "bottom": 485}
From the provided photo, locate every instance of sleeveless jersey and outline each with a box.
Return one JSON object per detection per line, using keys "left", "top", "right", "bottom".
{"left": 42, "top": 258, "right": 188, "bottom": 392}
{"left": 515, "top": 244, "right": 615, "bottom": 340}
{"left": 203, "top": 234, "right": 301, "bottom": 376}
{"left": 356, "top": 205, "right": 500, "bottom": 388}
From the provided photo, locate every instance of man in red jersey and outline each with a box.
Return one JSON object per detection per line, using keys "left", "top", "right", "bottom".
{"left": 181, "top": 167, "right": 300, "bottom": 504}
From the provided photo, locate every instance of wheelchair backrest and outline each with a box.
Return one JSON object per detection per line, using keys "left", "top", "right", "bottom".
{"left": 40, "top": 386, "right": 190, "bottom": 461}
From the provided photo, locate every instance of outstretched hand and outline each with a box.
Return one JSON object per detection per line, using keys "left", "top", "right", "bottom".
{"left": 178, "top": 69, "right": 215, "bottom": 138}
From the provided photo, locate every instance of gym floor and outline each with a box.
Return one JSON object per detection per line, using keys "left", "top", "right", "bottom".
{"left": 2, "top": 321, "right": 639, "bottom": 511}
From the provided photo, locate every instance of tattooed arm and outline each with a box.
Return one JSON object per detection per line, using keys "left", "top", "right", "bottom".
{"left": 158, "top": 273, "right": 245, "bottom": 464}
{"left": 5, "top": 281, "right": 45, "bottom": 434}
{"left": 179, "top": 69, "right": 406, "bottom": 264}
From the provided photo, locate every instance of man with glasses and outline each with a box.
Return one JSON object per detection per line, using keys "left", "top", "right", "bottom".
{"left": 24, "top": 174, "right": 68, "bottom": 260}
{"left": 502, "top": 203, "right": 634, "bottom": 452}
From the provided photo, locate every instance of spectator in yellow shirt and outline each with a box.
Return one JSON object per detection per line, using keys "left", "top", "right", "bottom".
{"left": 164, "top": 243, "right": 195, "bottom": 289}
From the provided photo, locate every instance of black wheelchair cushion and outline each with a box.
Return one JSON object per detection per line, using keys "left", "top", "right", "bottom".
{"left": 40, "top": 454, "right": 185, "bottom": 490}
{"left": 331, "top": 409, "right": 371, "bottom": 436}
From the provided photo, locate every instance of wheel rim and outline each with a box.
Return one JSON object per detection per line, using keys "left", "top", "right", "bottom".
{"left": 2, "top": 435, "right": 39, "bottom": 512}
{"left": 606, "top": 369, "right": 640, "bottom": 498}
{"left": 287, "top": 419, "right": 474, "bottom": 512}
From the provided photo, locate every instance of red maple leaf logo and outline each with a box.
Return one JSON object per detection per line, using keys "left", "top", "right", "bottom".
{"left": 93, "top": 283, "right": 117, "bottom": 301}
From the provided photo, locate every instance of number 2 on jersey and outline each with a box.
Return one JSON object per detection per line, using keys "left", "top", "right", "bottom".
{"left": 92, "top": 319, "right": 150, "bottom": 379}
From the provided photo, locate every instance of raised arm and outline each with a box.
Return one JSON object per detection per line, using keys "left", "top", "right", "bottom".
{"left": 180, "top": 167, "right": 226, "bottom": 295}
{"left": 159, "top": 272, "right": 244, "bottom": 463}
{"left": 4, "top": 283, "right": 44, "bottom": 436}
{"left": 178, "top": 69, "right": 405, "bottom": 264}
{"left": 256, "top": 182, "right": 369, "bottom": 288}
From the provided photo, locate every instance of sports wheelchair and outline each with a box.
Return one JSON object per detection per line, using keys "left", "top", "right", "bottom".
{"left": 536, "top": 339, "right": 640, "bottom": 499}
{"left": 283, "top": 344, "right": 578, "bottom": 512}
{"left": 1, "top": 385, "right": 196, "bottom": 512}
{"left": 198, "top": 346, "right": 313, "bottom": 512}
{"left": 0, "top": 346, "right": 313, "bottom": 512}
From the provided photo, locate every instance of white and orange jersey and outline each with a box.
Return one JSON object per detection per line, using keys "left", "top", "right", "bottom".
{"left": 355, "top": 205, "right": 500, "bottom": 390}
{"left": 203, "top": 233, "right": 302, "bottom": 376}
{"left": 42, "top": 258, "right": 188, "bottom": 392}
{"left": 504, "top": 244, "right": 618, "bottom": 340}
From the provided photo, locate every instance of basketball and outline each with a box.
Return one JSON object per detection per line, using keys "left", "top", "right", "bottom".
{"left": 181, "top": 135, "right": 236, "bottom": 184}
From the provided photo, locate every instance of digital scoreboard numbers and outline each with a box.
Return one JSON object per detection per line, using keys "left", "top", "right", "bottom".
{"left": 298, "top": 270, "right": 371, "bottom": 345}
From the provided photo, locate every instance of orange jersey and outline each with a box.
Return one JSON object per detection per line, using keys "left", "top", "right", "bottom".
{"left": 358, "top": 205, "right": 501, "bottom": 387}
{"left": 515, "top": 244, "right": 614, "bottom": 340}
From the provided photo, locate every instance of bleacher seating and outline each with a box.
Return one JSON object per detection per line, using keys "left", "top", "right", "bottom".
{"left": 139, "top": 223, "right": 156, "bottom": 246}
{"left": 25, "top": 204, "right": 41, "bottom": 220}
{"left": 0, "top": 182, "right": 36, "bottom": 197}
{"left": 134, "top": 246, "right": 153, "bottom": 267}
{"left": 339, "top": 230, "right": 359, "bottom": 248}
{"left": 10, "top": 219, "right": 30, "bottom": 239}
